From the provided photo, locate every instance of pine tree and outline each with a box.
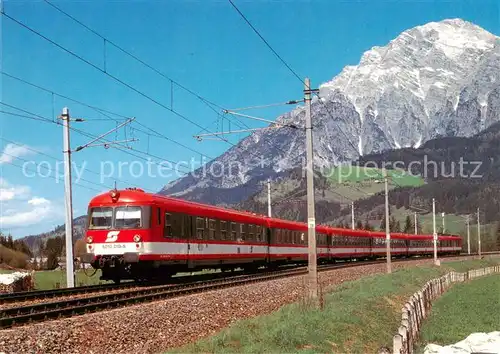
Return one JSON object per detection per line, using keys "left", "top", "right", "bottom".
{"left": 403, "top": 215, "right": 412, "bottom": 233}
{"left": 356, "top": 220, "right": 363, "bottom": 230}
{"left": 380, "top": 218, "right": 386, "bottom": 231}
{"left": 7, "top": 235, "right": 14, "bottom": 249}
{"left": 496, "top": 222, "right": 500, "bottom": 251}
{"left": 389, "top": 216, "right": 397, "bottom": 231}
{"left": 394, "top": 220, "right": 401, "bottom": 232}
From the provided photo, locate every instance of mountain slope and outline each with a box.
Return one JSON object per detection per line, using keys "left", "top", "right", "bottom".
{"left": 21, "top": 215, "right": 87, "bottom": 252}
{"left": 161, "top": 18, "right": 500, "bottom": 205}
{"left": 340, "top": 122, "right": 500, "bottom": 225}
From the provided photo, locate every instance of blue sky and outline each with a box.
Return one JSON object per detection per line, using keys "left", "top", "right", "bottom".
{"left": 1, "top": 0, "right": 499, "bottom": 237}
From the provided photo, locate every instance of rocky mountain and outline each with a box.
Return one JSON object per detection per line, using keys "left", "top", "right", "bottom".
{"left": 160, "top": 19, "right": 500, "bottom": 205}
{"left": 21, "top": 215, "right": 87, "bottom": 252}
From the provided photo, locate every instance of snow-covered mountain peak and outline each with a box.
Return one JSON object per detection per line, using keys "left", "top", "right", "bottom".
{"left": 319, "top": 18, "right": 499, "bottom": 148}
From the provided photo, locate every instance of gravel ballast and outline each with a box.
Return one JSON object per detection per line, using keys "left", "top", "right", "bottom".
{"left": 0, "top": 257, "right": 480, "bottom": 353}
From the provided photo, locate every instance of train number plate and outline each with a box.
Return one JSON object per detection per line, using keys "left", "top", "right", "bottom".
{"left": 94, "top": 243, "right": 135, "bottom": 254}
{"left": 102, "top": 244, "right": 127, "bottom": 249}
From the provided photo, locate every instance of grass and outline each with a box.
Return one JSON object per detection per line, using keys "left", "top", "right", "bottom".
{"left": 388, "top": 208, "right": 468, "bottom": 235}
{"left": 0, "top": 268, "right": 110, "bottom": 289}
{"left": 322, "top": 166, "right": 424, "bottom": 206}
{"left": 417, "top": 274, "right": 500, "bottom": 350}
{"left": 171, "top": 257, "right": 500, "bottom": 354}
{"left": 32, "top": 269, "right": 110, "bottom": 289}
{"left": 325, "top": 165, "right": 424, "bottom": 187}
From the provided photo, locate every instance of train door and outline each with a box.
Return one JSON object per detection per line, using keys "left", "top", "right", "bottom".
{"left": 266, "top": 227, "right": 272, "bottom": 264}
{"left": 185, "top": 214, "right": 194, "bottom": 268}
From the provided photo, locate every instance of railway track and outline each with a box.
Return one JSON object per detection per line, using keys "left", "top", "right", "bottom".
{"left": 0, "top": 260, "right": 386, "bottom": 329}
{"left": 0, "top": 269, "right": 255, "bottom": 305}
{"left": 0, "top": 281, "right": 137, "bottom": 305}
{"left": 1, "top": 253, "right": 496, "bottom": 329}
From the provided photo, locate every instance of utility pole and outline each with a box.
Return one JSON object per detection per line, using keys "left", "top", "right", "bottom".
{"left": 432, "top": 198, "right": 438, "bottom": 265}
{"left": 61, "top": 107, "right": 75, "bottom": 288}
{"left": 384, "top": 169, "right": 391, "bottom": 273}
{"left": 477, "top": 208, "right": 481, "bottom": 257}
{"left": 59, "top": 108, "right": 136, "bottom": 288}
{"left": 267, "top": 179, "right": 272, "bottom": 217}
{"left": 351, "top": 202, "right": 355, "bottom": 230}
{"left": 414, "top": 212, "right": 418, "bottom": 234}
{"left": 304, "top": 78, "right": 318, "bottom": 301}
{"left": 466, "top": 215, "right": 470, "bottom": 255}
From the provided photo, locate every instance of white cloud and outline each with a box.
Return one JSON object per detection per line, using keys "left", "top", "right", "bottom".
{"left": 0, "top": 180, "right": 30, "bottom": 201}
{"left": 0, "top": 196, "right": 63, "bottom": 229}
{"left": 28, "top": 197, "right": 50, "bottom": 206}
{"left": 0, "top": 178, "right": 63, "bottom": 230}
{"left": 0, "top": 143, "right": 32, "bottom": 164}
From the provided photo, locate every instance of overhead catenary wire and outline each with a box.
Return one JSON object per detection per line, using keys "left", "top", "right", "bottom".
{"left": 226, "top": 99, "right": 304, "bottom": 112}
{"left": 40, "top": 0, "right": 251, "bottom": 132}
{"left": 0, "top": 103, "right": 195, "bottom": 176}
{"left": 1, "top": 71, "right": 215, "bottom": 160}
{"left": 0, "top": 10, "right": 234, "bottom": 142}
{"left": 0, "top": 137, "right": 141, "bottom": 190}
{"left": 227, "top": 0, "right": 304, "bottom": 85}
{"left": 0, "top": 151, "right": 108, "bottom": 194}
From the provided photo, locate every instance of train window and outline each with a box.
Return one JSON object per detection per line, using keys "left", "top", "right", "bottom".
{"left": 248, "top": 224, "right": 255, "bottom": 241}
{"left": 256, "top": 225, "right": 262, "bottom": 242}
{"left": 239, "top": 224, "right": 246, "bottom": 241}
{"left": 220, "top": 221, "right": 227, "bottom": 240}
{"left": 164, "top": 213, "right": 182, "bottom": 238}
{"left": 196, "top": 217, "right": 205, "bottom": 240}
{"left": 164, "top": 213, "right": 172, "bottom": 237}
{"left": 89, "top": 207, "right": 113, "bottom": 229}
{"left": 115, "top": 206, "right": 142, "bottom": 229}
{"left": 231, "top": 222, "right": 237, "bottom": 240}
{"left": 208, "top": 219, "right": 216, "bottom": 240}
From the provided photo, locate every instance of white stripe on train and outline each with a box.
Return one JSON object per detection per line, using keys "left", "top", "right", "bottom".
{"left": 89, "top": 242, "right": 461, "bottom": 257}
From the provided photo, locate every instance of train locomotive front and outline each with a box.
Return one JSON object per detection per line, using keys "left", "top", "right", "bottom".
{"left": 83, "top": 188, "right": 155, "bottom": 283}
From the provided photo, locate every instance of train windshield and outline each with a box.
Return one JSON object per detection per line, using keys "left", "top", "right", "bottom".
{"left": 89, "top": 207, "right": 113, "bottom": 229}
{"left": 115, "top": 206, "right": 142, "bottom": 229}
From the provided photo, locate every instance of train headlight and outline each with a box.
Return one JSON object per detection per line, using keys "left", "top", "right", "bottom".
{"left": 133, "top": 234, "right": 142, "bottom": 243}
{"left": 86, "top": 236, "right": 93, "bottom": 244}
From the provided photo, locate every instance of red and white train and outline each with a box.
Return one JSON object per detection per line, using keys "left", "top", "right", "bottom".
{"left": 82, "top": 188, "right": 462, "bottom": 282}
